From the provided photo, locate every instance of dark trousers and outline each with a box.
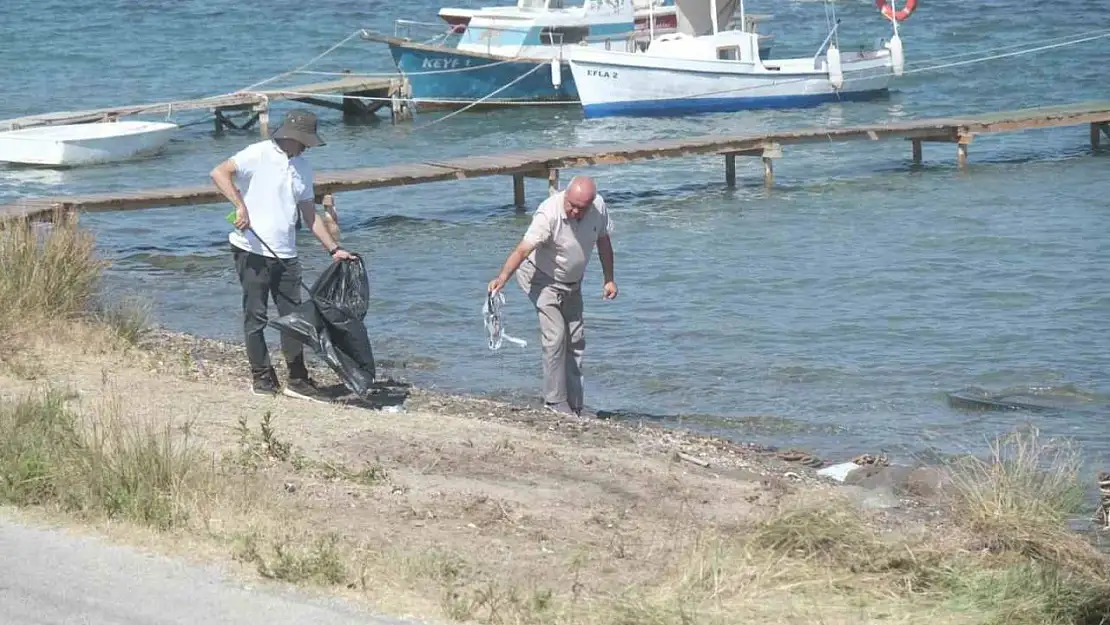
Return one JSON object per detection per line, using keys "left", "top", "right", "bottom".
{"left": 231, "top": 246, "right": 308, "bottom": 380}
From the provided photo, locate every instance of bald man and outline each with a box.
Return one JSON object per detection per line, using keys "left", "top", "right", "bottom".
{"left": 488, "top": 176, "right": 618, "bottom": 417}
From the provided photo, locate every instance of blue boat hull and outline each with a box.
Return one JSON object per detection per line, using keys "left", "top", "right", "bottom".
{"left": 389, "top": 42, "right": 776, "bottom": 108}
{"left": 389, "top": 44, "right": 579, "bottom": 106}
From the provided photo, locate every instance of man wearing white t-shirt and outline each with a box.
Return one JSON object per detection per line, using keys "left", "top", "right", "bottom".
{"left": 210, "top": 109, "right": 354, "bottom": 399}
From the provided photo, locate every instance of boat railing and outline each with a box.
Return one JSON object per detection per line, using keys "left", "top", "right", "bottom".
{"left": 393, "top": 19, "right": 460, "bottom": 44}
{"left": 539, "top": 30, "right": 568, "bottom": 46}
{"left": 812, "top": 19, "right": 841, "bottom": 63}
{"left": 391, "top": 17, "right": 640, "bottom": 54}
{"left": 585, "top": 33, "right": 641, "bottom": 53}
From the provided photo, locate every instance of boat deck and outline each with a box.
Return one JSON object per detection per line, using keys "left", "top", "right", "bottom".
{"left": 2, "top": 101, "right": 1108, "bottom": 222}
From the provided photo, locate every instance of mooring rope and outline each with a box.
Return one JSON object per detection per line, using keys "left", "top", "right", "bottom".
{"left": 484, "top": 290, "right": 528, "bottom": 351}
{"left": 118, "top": 29, "right": 374, "bottom": 123}
{"left": 286, "top": 57, "right": 524, "bottom": 79}
{"left": 904, "top": 27, "right": 1110, "bottom": 66}
{"left": 237, "top": 29, "right": 367, "bottom": 93}
{"left": 411, "top": 62, "right": 549, "bottom": 130}
{"left": 67, "top": 25, "right": 1110, "bottom": 128}
{"left": 261, "top": 90, "right": 578, "bottom": 106}
{"left": 256, "top": 61, "right": 563, "bottom": 133}
{"left": 280, "top": 26, "right": 1109, "bottom": 121}
{"left": 143, "top": 29, "right": 549, "bottom": 125}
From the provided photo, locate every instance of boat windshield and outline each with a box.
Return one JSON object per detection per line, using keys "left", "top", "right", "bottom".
{"left": 518, "top": 0, "right": 564, "bottom": 8}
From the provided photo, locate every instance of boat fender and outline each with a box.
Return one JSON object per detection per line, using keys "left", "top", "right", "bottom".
{"left": 875, "top": 0, "right": 918, "bottom": 22}
{"left": 826, "top": 45, "right": 844, "bottom": 90}
{"left": 889, "top": 33, "right": 905, "bottom": 76}
{"left": 551, "top": 56, "right": 562, "bottom": 88}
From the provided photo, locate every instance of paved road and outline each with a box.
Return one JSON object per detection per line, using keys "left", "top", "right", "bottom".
{"left": 0, "top": 517, "right": 412, "bottom": 625}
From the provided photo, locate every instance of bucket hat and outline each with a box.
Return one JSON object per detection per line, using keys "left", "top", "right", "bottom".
{"left": 271, "top": 109, "right": 325, "bottom": 148}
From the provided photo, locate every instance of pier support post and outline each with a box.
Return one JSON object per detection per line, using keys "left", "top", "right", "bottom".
{"left": 760, "top": 143, "right": 781, "bottom": 187}
{"left": 547, "top": 168, "right": 559, "bottom": 196}
{"left": 720, "top": 142, "right": 781, "bottom": 188}
{"left": 320, "top": 193, "right": 340, "bottom": 239}
{"left": 389, "top": 79, "right": 413, "bottom": 124}
{"left": 911, "top": 139, "right": 922, "bottom": 165}
{"left": 1091, "top": 122, "right": 1108, "bottom": 150}
{"left": 341, "top": 92, "right": 373, "bottom": 121}
{"left": 512, "top": 174, "right": 526, "bottom": 208}
{"left": 254, "top": 100, "right": 270, "bottom": 137}
{"left": 956, "top": 133, "right": 972, "bottom": 169}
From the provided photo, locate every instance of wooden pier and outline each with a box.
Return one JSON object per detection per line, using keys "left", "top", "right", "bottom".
{"left": 2, "top": 101, "right": 1108, "bottom": 223}
{"left": 0, "top": 76, "right": 413, "bottom": 134}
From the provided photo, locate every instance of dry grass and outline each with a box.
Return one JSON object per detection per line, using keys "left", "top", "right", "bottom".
{"left": 0, "top": 214, "right": 148, "bottom": 356}
{"left": 90, "top": 293, "right": 153, "bottom": 345}
{"left": 0, "top": 215, "right": 102, "bottom": 322}
{"left": 0, "top": 387, "right": 219, "bottom": 530}
{"left": 932, "top": 426, "right": 1110, "bottom": 625}
{"left": 234, "top": 529, "right": 348, "bottom": 586}
{"left": 1, "top": 217, "right": 1109, "bottom": 625}
{"left": 945, "top": 426, "right": 1088, "bottom": 550}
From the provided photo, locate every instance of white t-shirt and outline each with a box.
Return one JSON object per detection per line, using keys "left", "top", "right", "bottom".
{"left": 227, "top": 140, "right": 314, "bottom": 259}
{"left": 522, "top": 191, "right": 613, "bottom": 284}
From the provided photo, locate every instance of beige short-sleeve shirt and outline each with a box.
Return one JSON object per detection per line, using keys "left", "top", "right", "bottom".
{"left": 522, "top": 191, "right": 613, "bottom": 284}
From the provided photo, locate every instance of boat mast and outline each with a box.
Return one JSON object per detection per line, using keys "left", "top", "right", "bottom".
{"left": 738, "top": 0, "right": 745, "bottom": 32}
{"left": 710, "top": 0, "right": 719, "bottom": 34}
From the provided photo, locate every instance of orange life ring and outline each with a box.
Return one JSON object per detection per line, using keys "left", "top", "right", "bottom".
{"left": 875, "top": 0, "right": 917, "bottom": 21}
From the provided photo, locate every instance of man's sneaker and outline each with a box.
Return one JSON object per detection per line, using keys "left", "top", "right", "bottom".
{"left": 282, "top": 377, "right": 328, "bottom": 404}
{"left": 251, "top": 370, "right": 279, "bottom": 396}
{"left": 545, "top": 401, "right": 577, "bottom": 416}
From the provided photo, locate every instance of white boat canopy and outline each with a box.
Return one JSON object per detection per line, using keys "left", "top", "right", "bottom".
{"left": 675, "top": 0, "right": 741, "bottom": 37}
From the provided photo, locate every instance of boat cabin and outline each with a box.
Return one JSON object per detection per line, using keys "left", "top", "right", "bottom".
{"left": 646, "top": 28, "right": 762, "bottom": 62}
{"left": 439, "top": 0, "right": 684, "bottom": 47}
{"left": 639, "top": 0, "right": 772, "bottom": 59}
{"left": 435, "top": 0, "right": 639, "bottom": 58}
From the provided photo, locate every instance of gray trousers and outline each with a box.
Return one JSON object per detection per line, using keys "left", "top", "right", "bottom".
{"left": 516, "top": 261, "right": 585, "bottom": 411}
{"left": 231, "top": 245, "right": 308, "bottom": 380}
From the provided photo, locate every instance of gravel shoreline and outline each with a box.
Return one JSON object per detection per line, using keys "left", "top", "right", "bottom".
{"left": 139, "top": 326, "right": 866, "bottom": 479}
{"left": 136, "top": 325, "right": 984, "bottom": 534}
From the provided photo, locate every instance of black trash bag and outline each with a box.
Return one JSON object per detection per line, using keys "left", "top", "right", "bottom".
{"left": 268, "top": 256, "right": 376, "bottom": 397}
{"left": 311, "top": 257, "right": 376, "bottom": 378}
{"left": 268, "top": 308, "right": 322, "bottom": 352}
{"left": 314, "top": 256, "right": 370, "bottom": 319}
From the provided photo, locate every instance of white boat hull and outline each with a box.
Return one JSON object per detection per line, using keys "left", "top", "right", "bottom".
{"left": 0, "top": 121, "right": 178, "bottom": 167}
{"left": 568, "top": 46, "right": 895, "bottom": 118}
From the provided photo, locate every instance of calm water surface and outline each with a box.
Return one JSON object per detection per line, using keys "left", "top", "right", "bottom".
{"left": 1, "top": 0, "right": 1108, "bottom": 467}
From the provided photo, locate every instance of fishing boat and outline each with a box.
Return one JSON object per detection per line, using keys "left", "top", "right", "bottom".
{"left": 360, "top": 0, "right": 773, "bottom": 109}
{"left": 0, "top": 120, "right": 178, "bottom": 167}
{"left": 567, "top": 0, "right": 910, "bottom": 118}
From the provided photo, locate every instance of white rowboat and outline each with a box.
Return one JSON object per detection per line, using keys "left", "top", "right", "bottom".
{"left": 0, "top": 121, "right": 178, "bottom": 167}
